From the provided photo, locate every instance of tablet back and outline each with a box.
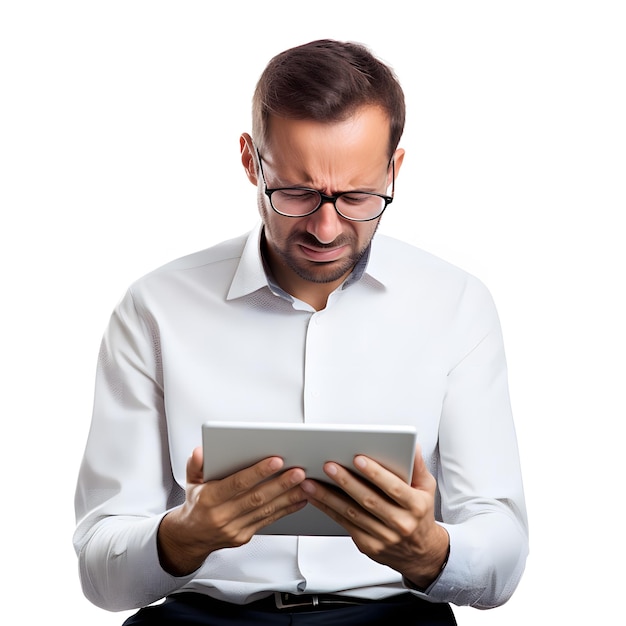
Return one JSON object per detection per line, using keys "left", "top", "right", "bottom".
{"left": 201, "top": 421, "right": 418, "bottom": 535}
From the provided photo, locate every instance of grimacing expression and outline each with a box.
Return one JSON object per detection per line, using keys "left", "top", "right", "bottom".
{"left": 243, "top": 106, "right": 404, "bottom": 297}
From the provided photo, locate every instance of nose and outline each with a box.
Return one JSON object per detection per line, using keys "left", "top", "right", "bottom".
{"left": 305, "top": 201, "right": 344, "bottom": 244}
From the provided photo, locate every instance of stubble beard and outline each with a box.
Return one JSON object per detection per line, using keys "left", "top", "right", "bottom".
{"left": 275, "top": 229, "right": 375, "bottom": 284}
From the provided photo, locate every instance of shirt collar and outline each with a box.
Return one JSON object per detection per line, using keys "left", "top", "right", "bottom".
{"left": 226, "top": 223, "right": 268, "bottom": 300}
{"left": 226, "top": 222, "right": 386, "bottom": 301}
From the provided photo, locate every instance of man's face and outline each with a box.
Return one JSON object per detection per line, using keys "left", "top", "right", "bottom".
{"left": 243, "top": 105, "right": 403, "bottom": 303}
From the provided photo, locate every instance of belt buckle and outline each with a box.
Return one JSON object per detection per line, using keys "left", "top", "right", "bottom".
{"left": 275, "top": 592, "right": 319, "bottom": 609}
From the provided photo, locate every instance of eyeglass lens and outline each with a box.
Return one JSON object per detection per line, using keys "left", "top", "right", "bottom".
{"left": 270, "top": 189, "right": 386, "bottom": 220}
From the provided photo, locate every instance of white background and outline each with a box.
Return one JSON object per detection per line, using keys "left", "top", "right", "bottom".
{"left": 1, "top": 1, "right": 624, "bottom": 623}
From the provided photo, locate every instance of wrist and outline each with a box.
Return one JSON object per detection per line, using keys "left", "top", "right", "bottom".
{"left": 157, "top": 509, "right": 206, "bottom": 577}
{"left": 404, "top": 526, "right": 450, "bottom": 591}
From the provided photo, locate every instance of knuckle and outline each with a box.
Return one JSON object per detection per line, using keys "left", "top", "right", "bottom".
{"left": 247, "top": 489, "right": 267, "bottom": 508}
{"left": 230, "top": 474, "right": 250, "bottom": 493}
{"left": 288, "top": 490, "right": 305, "bottom": 504}
{"left": 393, "top": 516, "right": 417, "bottom": 537}
{"left": 204, "top": 506, "right": 228, "bottom": 528}
{"left": 259, "top": 502, "right": 277, "bottom": 519}
{"left": 345, "top": 505, "right": 361, "bottom": 521}
{"left": 223, "top": 527, "right": 254, "bottom": 548}
{"left": 386, "top": 483, "right": 404, "bottom": 500}
{"left": 333, "top": 472, "right": 351, "bottom": 489}
{"left": 362, "top": 493, "right": 379, "bottom": 511}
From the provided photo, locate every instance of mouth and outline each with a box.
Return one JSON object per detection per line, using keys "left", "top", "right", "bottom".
{"left": 298, "top": 243, "right": 348, "bottom": 263}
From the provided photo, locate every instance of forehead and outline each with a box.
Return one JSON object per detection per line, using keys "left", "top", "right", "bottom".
{"left": 263, "top": 106, "right": 391, "bottom": 186}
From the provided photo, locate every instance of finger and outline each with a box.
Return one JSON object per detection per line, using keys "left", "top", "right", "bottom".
{"left": 214, "top": 469, "right": 308, "bottom": 537}
{"left": 324, "top": 459, "right": 424, "bottom": 535}
{"left": 350, "top": 456, "right": 414, "bottom": 507}
{"left": 352, "top": 446, "right": 435, "bottom": 503}
{"left": 237, "top": 466, "right": 307, "bottom": 515}
{"left": 213, "top": 456, "right": 285, "bottom": 500}
{"left": 302, "top": 478, "right": 394, "bottom": 539}
{"left": 241, "top": 480, "right": 309, "bottom": 531}
{"left": 208, "top": 459, "right": 306, "bottom": 520}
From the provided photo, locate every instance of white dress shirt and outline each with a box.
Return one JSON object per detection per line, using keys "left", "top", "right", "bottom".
{"left": 73, "top": 223, "right": 528, "bottom": 612}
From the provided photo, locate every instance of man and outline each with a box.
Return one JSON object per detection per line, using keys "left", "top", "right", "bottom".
{"left": 74, "top": 39, "right": 528, "bottom": 625}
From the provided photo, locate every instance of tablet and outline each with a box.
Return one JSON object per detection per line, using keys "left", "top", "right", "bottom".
{"left": 201, "top": 421, "right": 418, "bottom": 536}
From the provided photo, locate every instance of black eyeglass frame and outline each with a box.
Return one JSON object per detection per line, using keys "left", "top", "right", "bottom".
{"left": 255, "top": 147, "right": 395, "bottom": 222}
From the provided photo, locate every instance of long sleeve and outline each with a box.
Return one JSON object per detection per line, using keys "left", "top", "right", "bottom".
{"left": 73, "top": 289, "right": 191, "bottom": 610}
{"left": 419, "top": 278, "right": 528, "bottom": 607}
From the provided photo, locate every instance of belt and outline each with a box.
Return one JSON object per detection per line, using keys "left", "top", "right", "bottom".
{"left": 170, "top": 591, "right": 411, "bottom": 613}
{"left": 273, "top": 592, "right": 375, "bottom": 610}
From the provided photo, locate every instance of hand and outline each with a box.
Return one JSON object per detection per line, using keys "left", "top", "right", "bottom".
{"left": 158, "top": 447, "right": 307, "bottom": 576}
{"left": 300, "top": 445, "right": 449, "bottom": 589}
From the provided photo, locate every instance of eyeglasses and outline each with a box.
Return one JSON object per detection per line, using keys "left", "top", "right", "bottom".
{"left": 255, "top": 148, "right": 395, "bottom": 222}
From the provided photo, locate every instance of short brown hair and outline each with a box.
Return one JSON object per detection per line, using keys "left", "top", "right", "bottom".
{"left": 252, "top": 39, "right": 405, "bottom": 158}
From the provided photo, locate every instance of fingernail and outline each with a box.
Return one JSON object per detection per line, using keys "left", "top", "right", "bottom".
{"left": 325, "top": 463, "right": 337, "bottom": 476}
{"left": 268, "top": 457, "right": 283, "bottom": 471}
{"left": 301, "top": 480, "right": 315, "bottom": 494}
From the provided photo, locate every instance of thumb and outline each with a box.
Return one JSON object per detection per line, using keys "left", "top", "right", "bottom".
{"left": 411, "top": 445, "right": 436, "bottom": 495}
{"left": 186, "top": 446, "right": 204, "bottom": 485}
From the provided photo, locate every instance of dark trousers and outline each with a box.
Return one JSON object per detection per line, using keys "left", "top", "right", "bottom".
{"left": 122, "top": 592, "right": 457, "bottom": 625}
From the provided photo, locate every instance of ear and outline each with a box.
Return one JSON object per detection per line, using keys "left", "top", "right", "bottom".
{"left": 240, "top": 133, "right": 258, "bottom": 186}
{"left": 389, "top": 147, "right": 405, "bottom": 185}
